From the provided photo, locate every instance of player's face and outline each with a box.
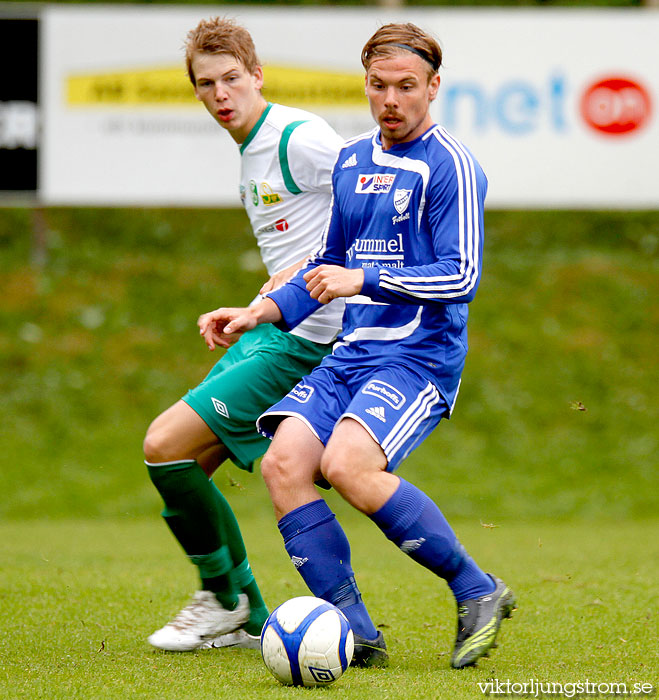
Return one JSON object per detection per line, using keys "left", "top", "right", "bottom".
{"left": 365, "top": 53, "right": 440, "bottom": 150}
{"left": 192, "top": 52, "right": 266, "bottom": 144}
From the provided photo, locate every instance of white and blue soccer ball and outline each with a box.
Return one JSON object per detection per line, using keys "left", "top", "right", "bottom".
{"left": 260, "top": 596, "right": 354, "bottom": 687}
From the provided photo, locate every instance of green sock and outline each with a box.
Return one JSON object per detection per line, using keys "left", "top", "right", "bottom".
{"left": 230, "top": 558, "right": 269, "bottom": 635}
{"left": 209, "top": 482, "right": 269, "bottom": 632}
{"left": 146, "top": 460, "right": 239, "bottom": 607}
{"left": 191, "top": 547, "right": 238, "bottom": 610}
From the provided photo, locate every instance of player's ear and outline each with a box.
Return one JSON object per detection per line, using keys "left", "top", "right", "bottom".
{"left": 428, "top": 73, "right": 440, "bottom": 101}
{"left": 253, "top": 65, "right": 264, "bottom": 91}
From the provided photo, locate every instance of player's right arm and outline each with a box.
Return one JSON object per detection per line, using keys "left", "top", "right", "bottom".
{"left": 198, "top": 297, "right": 282, "bottom": 350}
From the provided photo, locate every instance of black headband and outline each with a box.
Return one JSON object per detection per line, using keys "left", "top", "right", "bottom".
{"left": 388, "top": 43, "right": 439, "bottom": 71}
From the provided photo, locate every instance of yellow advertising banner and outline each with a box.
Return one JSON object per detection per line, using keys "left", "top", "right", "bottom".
{"left": 67, "top": 65, "right": 364, "bottom": 109}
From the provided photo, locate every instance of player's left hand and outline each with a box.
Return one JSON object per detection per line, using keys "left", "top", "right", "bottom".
{"left": 197, "top": 307, "right": 251, "bottom": 350}
{"left": 303, "top": 265, "right": 364, "bottom": 304}
{"left": 197, "top": 298, "right": 283, "bottom": 350}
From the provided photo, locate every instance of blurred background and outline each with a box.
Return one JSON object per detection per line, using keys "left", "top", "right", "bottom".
{"left": 1, "top": 0, "right": 657, "bottom": 525}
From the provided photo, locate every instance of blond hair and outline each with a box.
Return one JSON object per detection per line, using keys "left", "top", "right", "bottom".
{"left": 185, "top": 17, "right": 260, "bottom": 85}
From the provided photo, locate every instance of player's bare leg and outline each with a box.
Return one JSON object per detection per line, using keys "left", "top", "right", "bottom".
{"left": 260, "top": 417, "right": 325, "bottom": 520}
{"left": 144, "top": 400, "right": 218, "bottom": 464}
{"left": 320, "top": 417, "right": 398, "bottom": 514}
{"left": 197, "top": 443, "right": 231, "bottom": 478}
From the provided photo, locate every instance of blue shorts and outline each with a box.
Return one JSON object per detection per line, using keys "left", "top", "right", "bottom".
{"left": 257, "top": 363, "right": 448, "bottom": 471}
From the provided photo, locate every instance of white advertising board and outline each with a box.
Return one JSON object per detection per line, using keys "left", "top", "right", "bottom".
{"left": 41, "top": 6, "right": 658, "bottom": 208}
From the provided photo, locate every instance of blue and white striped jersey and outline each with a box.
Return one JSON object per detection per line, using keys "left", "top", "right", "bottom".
{"left": 267, "top": 123, "right": 487, "bottom": 412}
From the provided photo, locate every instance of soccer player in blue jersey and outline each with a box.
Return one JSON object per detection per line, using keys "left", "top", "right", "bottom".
{"left": 199, "top": 22, "right": 515, "bottom": 668}
{"left": 143, "top": 17, "right": 383, "bottom": 665}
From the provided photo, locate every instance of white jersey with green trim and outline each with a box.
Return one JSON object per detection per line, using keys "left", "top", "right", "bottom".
{"left": 238, "top": 103, "right": 345, "bottom": 345}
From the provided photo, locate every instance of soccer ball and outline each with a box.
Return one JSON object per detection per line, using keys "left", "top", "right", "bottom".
{"left": 261, "top": 596, "right": 354, "bottom": 687}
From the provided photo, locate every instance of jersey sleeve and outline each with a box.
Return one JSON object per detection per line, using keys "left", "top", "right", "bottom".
{"left": 282, "top": 120, "right": 343, "bottom": 194}
{"left": 361, "top": 147, "right": 487, "bottom": 306}
{"left": 267, "top": 177, "right": 348, "bottom": 331}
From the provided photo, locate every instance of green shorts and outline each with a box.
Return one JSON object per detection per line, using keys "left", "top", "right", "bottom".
{"left": 183, "top": 323, "right": 332, "bottom": 472}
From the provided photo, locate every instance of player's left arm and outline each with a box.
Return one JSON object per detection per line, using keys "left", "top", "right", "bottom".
{"left": 361, "top": 154, "right": 487, "bottom": 306}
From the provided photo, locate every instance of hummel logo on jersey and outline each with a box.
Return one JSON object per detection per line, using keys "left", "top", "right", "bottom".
{"left": 355, "top": 173, "right": 396, "bottom": 194}
{"left": 400, "top": 537, "right": 426, "bottom": 553}
{"left": 341, "top": 153, "right": 357, "bottom": 169}
{"left": 365, "top": 406, "right": 386, "bottom": 422}
{"left": 291, "top": 555, "right": 308, "bottom": 569}
{"left": 212, "top": 398, "right": 229, "bottom": 418}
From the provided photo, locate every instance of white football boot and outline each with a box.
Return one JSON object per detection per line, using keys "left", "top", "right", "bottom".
{"left": 200, "top": 627, "right": 261, "bottom": 650}
{"left": 148, "top": 591, "right": 250, "bottom": 651}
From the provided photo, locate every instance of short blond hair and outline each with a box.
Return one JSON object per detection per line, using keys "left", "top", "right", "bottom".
{"left": 361, "top": 23, "right": 442, "bottom": 82}
{"left": 185, "top": 17, "right": 260, "bottom": 85}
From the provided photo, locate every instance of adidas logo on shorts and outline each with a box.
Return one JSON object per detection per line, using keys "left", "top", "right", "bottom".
{"left": 365, "top": 406, "right": 386, "bottom": 422}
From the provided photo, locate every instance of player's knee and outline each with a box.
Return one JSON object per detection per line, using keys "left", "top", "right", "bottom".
{"left": 143, "top": 427, "right": 174, "bottom": 463}
{"left": 319, "top": 454, "right": 351, "bottom": 494}
{"left": 260, "top": 449, "right": 284, "bottom": 490}
{"left": 261, "top": 447, "right": 299, "bottom": 494}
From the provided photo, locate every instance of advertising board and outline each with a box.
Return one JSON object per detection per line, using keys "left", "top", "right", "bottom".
{"left": 40, "top": 6, "right": 657, "bottom": 208}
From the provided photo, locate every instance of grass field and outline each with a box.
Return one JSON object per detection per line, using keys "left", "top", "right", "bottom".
{"left": 1, "top": 207, "right": 658, "bottom": 697}
{"left": 1, "top": 513, "right": 657, "bottom": 699}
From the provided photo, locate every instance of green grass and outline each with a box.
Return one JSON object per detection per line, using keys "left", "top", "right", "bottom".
{"left": 0, "top": 207, "right": 657, "bottom": 696}
{"left": 1, "top": 513, "right": 657, "bottom": 699}
{"left": 1, "top": 208, "right": 657, "bottom": 521}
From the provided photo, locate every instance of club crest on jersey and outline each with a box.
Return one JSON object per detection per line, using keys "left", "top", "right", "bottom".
{"left": 361, "top": 380, "right": 406, "bottom": 409}
{"left": 249, "top": 180, "right": 259, "bottom": 206}
{"left": 289, "top": 383, "right": 314, "bottom": 403}
{"left": 393, "top": 188, "right": 412, "bottom": 214}
{"left": 355, "top": 173, "right": 396, "bottom": 194}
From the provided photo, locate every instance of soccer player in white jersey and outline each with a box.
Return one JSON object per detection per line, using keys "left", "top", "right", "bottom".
{"left": 199, "top": 23, "right": 516, "bottom": 668}
{"left": 143, "top": 17, "right": 384, "bottom": 664}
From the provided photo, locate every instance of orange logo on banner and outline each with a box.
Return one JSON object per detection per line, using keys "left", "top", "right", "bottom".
{"left": 580, "top": 77, "right": 652, "bottom": 136}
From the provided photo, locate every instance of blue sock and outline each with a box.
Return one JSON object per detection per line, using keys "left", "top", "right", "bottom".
{"left": 369, "top": 478, "right": 495, "bottom": 602}
{"left": 278, "top": 499, "right": 378, "bottom": 640}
